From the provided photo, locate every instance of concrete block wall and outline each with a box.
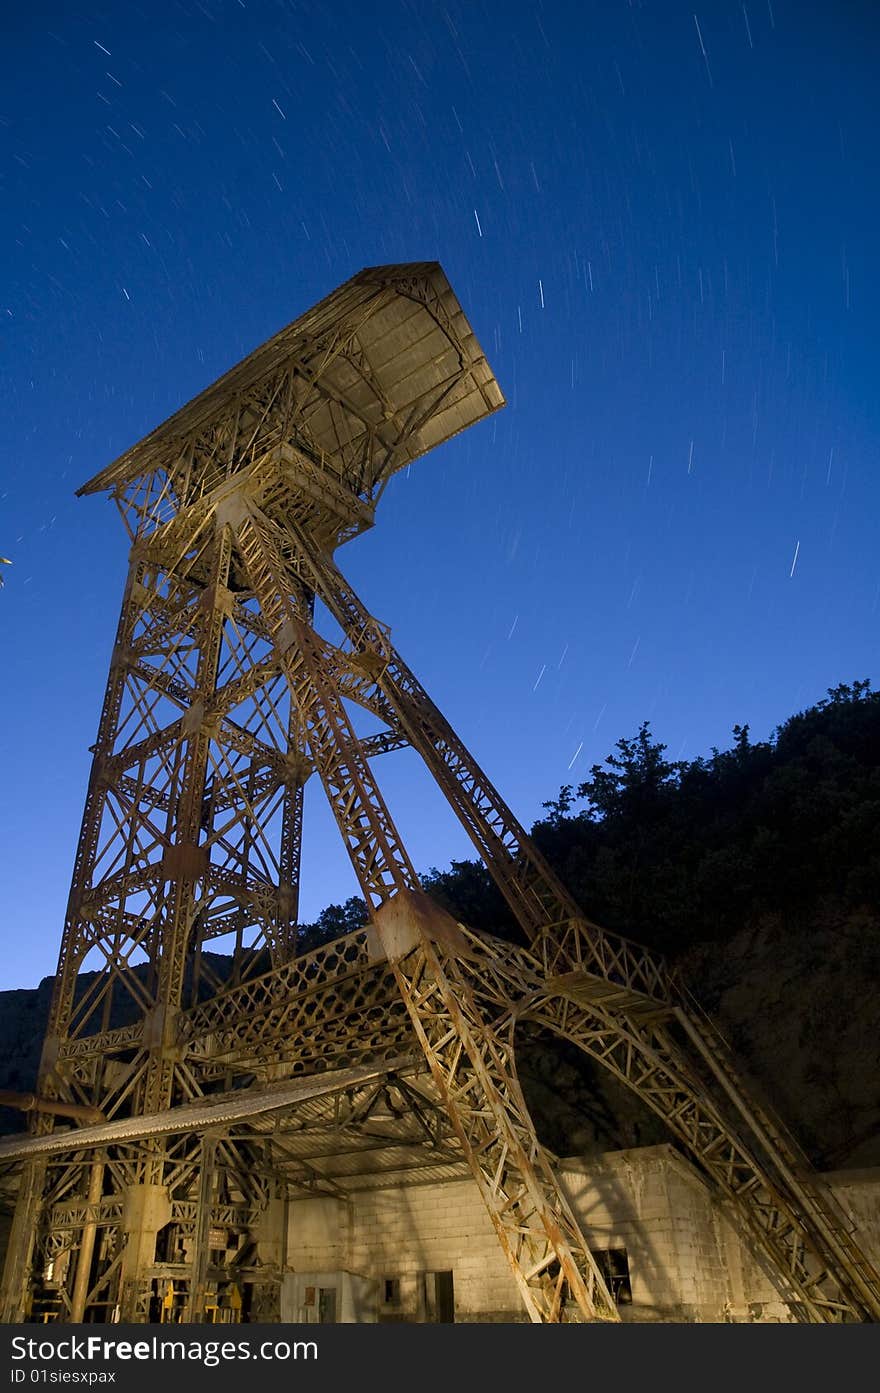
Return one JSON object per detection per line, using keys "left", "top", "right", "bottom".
{"left": 662, "top": 1160, "right": 732, "bottom": 1319}
{"left": 712, "top": 1208, "right": 793, "bottom": 1321}
{"left": 828, "top": 1170, "right": 880, "bottom": 1266}
{"left": 344, "top": 1181, "right": 522, "bottom": 1320}
{"left": 559, "top": 1148, "right": 730, "bottom": 1321}
{"left": 285, "top": 1146, "right": 733, "bottom": 1321}
{"left": 284, "top": 1148, "right": 880, "bottom": 1323}
{"left": 286, "top": 1196, "right": 347, "bottom": 1273}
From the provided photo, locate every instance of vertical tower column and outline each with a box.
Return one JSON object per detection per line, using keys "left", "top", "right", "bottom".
{"left": 141, "top": 524, "right": 233, "bottom": 1119}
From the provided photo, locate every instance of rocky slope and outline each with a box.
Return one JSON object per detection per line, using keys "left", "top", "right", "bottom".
{"left": 678, "top": 904, "right": 880, "bottom": 1169}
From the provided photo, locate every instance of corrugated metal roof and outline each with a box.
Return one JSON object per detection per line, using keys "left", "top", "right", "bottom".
{"left": 78, "top": 262, "right": 504, "bottom": 498}
{"left": 0, "top": 1061, "right": 411, "bottom": 1160}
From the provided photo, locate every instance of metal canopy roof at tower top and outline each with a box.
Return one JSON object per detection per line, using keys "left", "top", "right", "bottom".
{"left": 77, "top": 261, "right": 505, "bottom": 501}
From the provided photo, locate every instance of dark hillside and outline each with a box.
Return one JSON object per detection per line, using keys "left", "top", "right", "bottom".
{"left": 433, "top": 680, "right": 880, "bottom": 1168}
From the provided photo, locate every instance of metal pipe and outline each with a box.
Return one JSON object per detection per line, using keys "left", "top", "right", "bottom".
{"left": 0, "top": 1091, "right": 105, "bottom": 1125}
{"left": 186, "top": 1134, "right": 217, "bottom": 1322}
{"left": 69, "top": 1160, "right": 105, "bottom": 1322}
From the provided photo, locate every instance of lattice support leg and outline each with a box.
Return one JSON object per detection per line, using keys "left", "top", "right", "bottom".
{"left": 374, "top": 891, "right": 619, "bottom": 1323}
{"left": 0, "top": 1160, "right": 46, "bottom": 1322}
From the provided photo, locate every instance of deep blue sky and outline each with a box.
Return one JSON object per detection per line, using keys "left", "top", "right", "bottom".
{"left": 2, "top": 1, "right": 878, "bottom": 989}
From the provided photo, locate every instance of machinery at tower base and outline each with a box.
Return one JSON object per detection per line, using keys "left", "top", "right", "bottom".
{"left": 2, "top": 263, "right": 878, "bottom": 1324}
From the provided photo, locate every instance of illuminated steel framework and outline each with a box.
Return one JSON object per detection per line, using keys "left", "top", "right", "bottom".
{"left": 2, "top": 264, "right": 878, "bottom": 1325}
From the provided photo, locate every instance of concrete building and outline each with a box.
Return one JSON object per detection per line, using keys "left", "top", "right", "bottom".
{"left": 2, "top": 1141, "right": 877, "bottom": 1323}
{"left": 284, "top": 1146, "right": 880, "bottom": 1323}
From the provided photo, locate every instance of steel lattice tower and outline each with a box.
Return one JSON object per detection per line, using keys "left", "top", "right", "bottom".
{"left": 2, "top": 264, "right": 878, "bottom": 1324}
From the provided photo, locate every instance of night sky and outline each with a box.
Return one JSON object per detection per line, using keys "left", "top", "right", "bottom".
{"left": 3, "top": 1, "right": 878, "bottom": 989}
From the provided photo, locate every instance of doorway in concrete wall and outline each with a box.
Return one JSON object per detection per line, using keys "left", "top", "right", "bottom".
{"left": 318, "top": 1286, "right": 337, "bottom": 1323}
{"left": 422, "top": 1270, "right": 454, "bottom": 1323}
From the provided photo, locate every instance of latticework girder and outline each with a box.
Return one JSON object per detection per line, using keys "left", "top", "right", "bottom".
{"left": 4, "top": 263, "right": 879, "bottom": 1326}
